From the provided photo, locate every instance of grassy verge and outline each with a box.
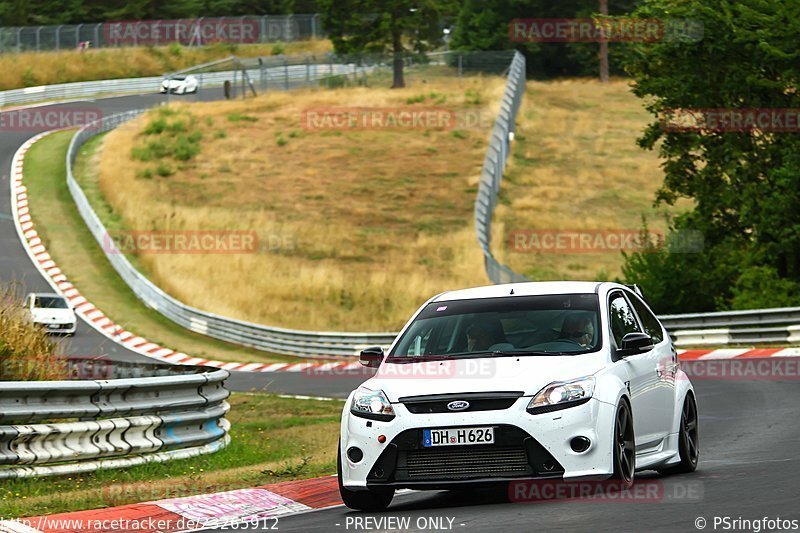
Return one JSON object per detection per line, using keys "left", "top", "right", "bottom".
{"left": 0, "top": 41, "right": 331, "bottom": 93}
{"left": 95, "top": 74, "right": 504, "bottom": 331}
{"left": 492, "top": 79, "right": 692, "bottom": 281}
{"left": 22, "top": 130, "right": 306, "bottom": 364}
{"left": 0, "top": 394, "right": 343, "bottom": 517}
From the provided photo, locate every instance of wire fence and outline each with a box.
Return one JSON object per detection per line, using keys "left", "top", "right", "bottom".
{"left": 0, "top": 14, "right": 324, "bottom": 53}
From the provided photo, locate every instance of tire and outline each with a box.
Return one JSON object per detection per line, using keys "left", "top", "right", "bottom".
{"left": 337, "top": 447, "right": 394, "bottom": 511}
{"left": 659, "top": 393, "right": 699, "bottom": 475}
{"left": 610, "top": 400, "right": 635, "bottom": 488}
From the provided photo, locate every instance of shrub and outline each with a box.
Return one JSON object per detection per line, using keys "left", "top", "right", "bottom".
{"left": 156, "top": 163, "right": 174, "bottom": 177}
{"left": 729, "top": 266, "right": 800, "bottom": 310}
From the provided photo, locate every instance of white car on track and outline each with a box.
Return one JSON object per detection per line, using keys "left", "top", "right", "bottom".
{"left": 160, "top": 75, "right": 199, "bottom": 95}
{"left": 24, "top": 293, "right": 77, "bottom": 335}
{"left": 338, "top": 281, "right": 699, "bottom": 510}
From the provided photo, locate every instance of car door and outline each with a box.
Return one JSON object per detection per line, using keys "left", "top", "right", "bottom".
{"left": 608, "top": 291, "right": 665, "bottom": 448}
{"left": 628, "top": 292, "right": 676, "bottom": 438}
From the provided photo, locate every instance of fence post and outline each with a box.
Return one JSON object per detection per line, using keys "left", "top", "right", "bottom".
{"left": 284, "top": 58, "right": 289, "bottom": 91}
{"left": 15, "top": 27, "right": 22, "bottom": 51}
{"left": 260, "top": 16, "right": 267, "bottom": 44}
{"left": 56, "top": 25, "right": 62, "bottom": 50}
{"left": 312, "top": 14, "right": 319, "bottom": 40}
{"left": 76, "top": 24, "right": 82, "bottom": 48}
{"left": 35, "top": 26, "right": 42, "bottom": 52}
{"left": 458, "top": 53, "right": 463, "bottom": 77}
{"left": 94, "top": 24, "right": 100, "bottom": 48}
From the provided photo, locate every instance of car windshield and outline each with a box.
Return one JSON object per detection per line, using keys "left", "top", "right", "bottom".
{"left": 34, "top": 296, "right": 69, "bottom": 309}
{"left": 388, "top": 293, "right": 601, "bottom": 360}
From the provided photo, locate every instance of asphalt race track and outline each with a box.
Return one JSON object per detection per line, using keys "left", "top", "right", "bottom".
{"left": 202, "top": 376, "right": 800, "bottom": 532}
{"left": 0, "top": 91, "right": 370, "bottom": 397}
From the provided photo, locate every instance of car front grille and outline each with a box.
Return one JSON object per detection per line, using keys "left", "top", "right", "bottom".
{"left": 400, "top": 392, "right": 524, "bottom": 414}
{"left": 406, "top": 447, "right": 530, "bottom": 478}
{"left": 366, "top": 425, "right": 564, "bottom": 485}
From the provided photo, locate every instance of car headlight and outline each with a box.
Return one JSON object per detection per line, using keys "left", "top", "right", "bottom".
{"left": 527, "top": 376, "right": 595, "bottom": 414}
{"left": 350, "top": 387, "right": 395, "bottom": 421}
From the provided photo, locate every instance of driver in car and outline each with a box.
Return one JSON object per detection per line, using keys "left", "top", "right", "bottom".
{"left": 560, "top": 315, "right": 594, "bottom": 348}
{"left": 466, "top": 324, "right": 492, "bottom": 352}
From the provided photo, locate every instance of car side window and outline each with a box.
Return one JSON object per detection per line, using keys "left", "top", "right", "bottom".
{"left": 629, "top": 294, "right": 664, "bottom": 343}
{"left": 608, "top": 293, "right": 641, "bottom": 347}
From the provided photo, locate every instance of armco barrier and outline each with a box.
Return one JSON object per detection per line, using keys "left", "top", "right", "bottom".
{"left": 474, "top": 50, "right": 529, "bottom": 284}
{"left": 66, "top": 111, "right": 396, "bottom": 357}
{"left": 0, "top": 359, "right": 230, "bottom": 479}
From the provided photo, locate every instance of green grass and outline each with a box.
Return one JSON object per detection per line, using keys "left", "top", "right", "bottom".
{"left": 0, "top": 394, "right": 343, "bottom": 517}
{"left": 22, "top": 130, "right": 304, "bottom": 364}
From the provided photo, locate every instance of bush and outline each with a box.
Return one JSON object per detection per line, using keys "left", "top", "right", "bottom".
{"left": 320, "top": 75, "right": 347, "bottom": 89}
{"left": 271, "top": 42, "right": 286, "bottom": 56}
{"left": 156, "top": 163, "right": 174, "bottom": 177}
{"left": 144, "top": 118, "right": 167, "bottom": 135}
{"left": 729, "top": 266, "right": 800, "bottom": 310}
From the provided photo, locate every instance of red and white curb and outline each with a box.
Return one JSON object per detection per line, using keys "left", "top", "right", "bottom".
{"left": 0, "top": 476, "right": 345, "bottom": 533}
{"left": 10, "top": 131, "right": 359, "bottom": 375}
{"left": 9, "top": 133, "right": 797, "bottom": 373}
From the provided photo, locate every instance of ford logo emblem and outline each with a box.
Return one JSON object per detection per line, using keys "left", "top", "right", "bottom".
{"left": 447, "top": 400, "right": 470, "bottom": 411}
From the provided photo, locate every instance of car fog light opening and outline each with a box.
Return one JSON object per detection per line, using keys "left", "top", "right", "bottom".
{"left": 570, "top": 436, "right": 591, "bottom": 453}
{"left": 347, "top": 447, "right": 364, "bottom": 463}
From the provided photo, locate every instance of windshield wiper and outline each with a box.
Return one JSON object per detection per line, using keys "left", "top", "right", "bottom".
{"left": 462, "top": 350, "right": 574, "bottom": 357}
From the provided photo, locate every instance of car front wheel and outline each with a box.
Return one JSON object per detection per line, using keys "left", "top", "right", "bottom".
{"left": 337, "top": 447, "right": 394, "bottom": 511}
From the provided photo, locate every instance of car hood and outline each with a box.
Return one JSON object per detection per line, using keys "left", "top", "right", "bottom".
{"left": 366, "top": 352, "right": 607, "bottom": 402}
{"left": 31, "top": 308, "right": 75, "bottom": 323}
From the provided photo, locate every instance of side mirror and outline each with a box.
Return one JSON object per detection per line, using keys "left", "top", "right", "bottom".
{"left": 618, "top": 332, "right": 654, "bottom": 358}
{"left": 359, "top": 346, "right": 384, "bottom": 368}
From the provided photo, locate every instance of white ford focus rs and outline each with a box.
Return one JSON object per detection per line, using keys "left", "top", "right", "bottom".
{"left": 338, "top": 281, "right": 699, "bottom": 510}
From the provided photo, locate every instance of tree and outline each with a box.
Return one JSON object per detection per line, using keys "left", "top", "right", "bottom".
{"left": 450, "top": 0, "right": 641, "bottom": 78}
{"left": 621, "top": 0, "right": 800, "bottom": 311}
{"left": 318, "top": 0, "right": 446, "bottom": 88}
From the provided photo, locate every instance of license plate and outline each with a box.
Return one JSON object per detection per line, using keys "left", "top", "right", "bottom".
{"left": 422, "top": 427, "right": 494, "bottom": 447}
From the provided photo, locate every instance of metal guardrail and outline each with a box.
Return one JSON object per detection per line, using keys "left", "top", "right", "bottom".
{"left": 474, "top": 50, "right": 529, "bottom": 285}
{"left": 67, "top": 111, "right": 396, "bottom": 357}
{"left": 0, "top": 360, "right": 230, "bottom": 479}
{"left": 0, "top": 14, "right": 324, "bottom": 53}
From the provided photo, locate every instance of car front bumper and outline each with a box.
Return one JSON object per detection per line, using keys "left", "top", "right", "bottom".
{"left": 35, "top": 321, "right": 76, "bottom": 334}
{"left": 340, "top": 396, "right": 616, "bottom": 490}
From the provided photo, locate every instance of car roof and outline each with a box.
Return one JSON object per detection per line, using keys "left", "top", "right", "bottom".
{"left": 432, "top": 281, "right": 610, "bottom": 302}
